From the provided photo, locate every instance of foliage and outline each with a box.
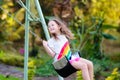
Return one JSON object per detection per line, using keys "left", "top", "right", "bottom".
{"left": 32, "top": 46, "right": 57, "bottom": 77}
{"left": 89, "top": 0, "right": 120, "bottom": 26}
{"left": 92, "top": 57, "right": 120, "bottom": 79}
{"left": 0, "top": 0, "right": 25, "bottom": 42}
{"left": 28, "top": 60, "right": 36, "bottom": 80}
{"left": 70, "top": 16, "right": 116, "bottom": 59}
{"left": 29, "top": 45, "right": 39, "bottom": 57}
{"left": 0, "top": 74, "right": 20, "bottom": 80}
{"left": 0, "top": 50, "right": 24, "bottom": 67}
{"left": 39, "top": 0, "right": 54, "bottom": 16}
{"left": 105, "top": 68, "right": 120, "bottom": 80}
{"left": 35, "top": 59, "right": 57, "bottom": 77}
{"left": 69, "top": 10, "right": 118, "bottom": 79}
{"left": 76, "top": 71, "right": 83, "bottom": 80}
{"left": 71, "top": 0, "right": 120, "bottom": 27}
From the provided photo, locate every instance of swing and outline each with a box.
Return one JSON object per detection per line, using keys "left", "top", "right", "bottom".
{"left": 52, "top": 51, "right": 81, "bottom": 78}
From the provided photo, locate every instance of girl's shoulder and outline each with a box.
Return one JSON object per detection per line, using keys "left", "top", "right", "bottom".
{"left": 58, "top": 35, "right": 67, "bottom": 39}
{"left": 59, "top": 35, "right": 69, "bottom": 41}
{"left": 48, "top": 37, "right": 54, "bottom": 43}
{"left": 48, "top": 35, "right": 68, "bottom": 43}
{"left": 47, "top": 37, "right": 55, "bottom": 48}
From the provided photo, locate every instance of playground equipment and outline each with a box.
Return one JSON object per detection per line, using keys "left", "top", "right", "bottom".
{"left": 17, "top": 0, "right": 63, "bottom": 80}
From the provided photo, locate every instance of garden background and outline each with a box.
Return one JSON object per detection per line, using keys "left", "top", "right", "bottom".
{"left": 0, "top": 0, "right": 120, "bottom": 80}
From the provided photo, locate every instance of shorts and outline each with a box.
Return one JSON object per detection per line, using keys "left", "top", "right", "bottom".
{"left": 69, "top": 56, "right": 80, "bottom": 64}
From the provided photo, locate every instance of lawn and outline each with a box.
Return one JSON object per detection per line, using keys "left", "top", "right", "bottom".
{"left": 0, "top": 74, "right": 20, "bottom": 80}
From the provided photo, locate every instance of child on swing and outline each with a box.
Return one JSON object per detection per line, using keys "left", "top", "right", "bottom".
{"left": 42, "top": 17, "right": 94, "bottom": 80}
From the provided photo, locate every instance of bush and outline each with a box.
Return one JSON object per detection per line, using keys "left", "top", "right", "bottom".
{"left": 76, "top": 71, "right": 83, "bottom": 80}
{"left": 35, "top": 59, "right": 57, "bottom": 77}
{"left": 105, "top": 68, "right": 120, "bottom": 80}
{"left": 0, "top": 50, "right": 24, "bottom": 67}
{"left": 28, "top": 60, "right": 36, "bottom": 80}
{"left": 91, "top": 57, "right": 120, "bottom": 80}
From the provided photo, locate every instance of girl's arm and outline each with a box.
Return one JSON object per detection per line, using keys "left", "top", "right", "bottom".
{"left": 42, "top": 40, "right": 55, "bottom": 57}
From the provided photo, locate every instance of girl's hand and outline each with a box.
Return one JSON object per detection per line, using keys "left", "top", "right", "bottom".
{"left": 42, "top": 40, "right": 48, "bottom": 47}
{"left": 42, "top": 40, "right": 55, "bottom": 57}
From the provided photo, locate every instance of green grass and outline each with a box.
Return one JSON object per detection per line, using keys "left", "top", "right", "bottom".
{"left": 0, "top": 74, "right": 20, "bottom": 80}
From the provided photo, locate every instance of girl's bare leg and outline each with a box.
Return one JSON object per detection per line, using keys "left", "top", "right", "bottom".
{"left": 80, "top": 58, "right": 94, "bottom": 80}
{"left": 71, "top": 61, "right": 90, "bottom": 80}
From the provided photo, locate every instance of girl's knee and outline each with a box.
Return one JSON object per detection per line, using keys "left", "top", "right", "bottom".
{"left": 89, "top": 61, "right": 93, "bottom": 67}
{"left": 87, "top": 61, "right": 93, "bottom": 70}
{"left": 87, "top": 60, "right": 93, "bottom": 66}
{"left": 80, "top": 63, "right": 88, "bottom": 70}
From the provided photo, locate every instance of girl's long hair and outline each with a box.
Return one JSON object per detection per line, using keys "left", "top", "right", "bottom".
{"left": 49, "top": 17, "right": 74, "bottom": 39}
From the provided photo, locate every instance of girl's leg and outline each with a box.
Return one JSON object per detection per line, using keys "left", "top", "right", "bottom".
{"left": 80, "top": 58, "right": 94, "bottom": 80}
{"left": 70, "top": 61, "right": 90, "bottom": 80}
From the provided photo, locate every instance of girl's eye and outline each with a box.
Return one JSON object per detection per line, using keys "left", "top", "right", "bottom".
{"left": 48, "top": 25, "right": 53, "bottom": 28}
{"left": 48, "top": 23, "right": 55, "bottom": 28}
{"left": 51, "top": 24, "right": 54, "bottom": 26}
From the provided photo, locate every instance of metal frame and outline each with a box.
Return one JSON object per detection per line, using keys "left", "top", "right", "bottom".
{"left": 24, "top": 0, "right": 50, "bottom": 80}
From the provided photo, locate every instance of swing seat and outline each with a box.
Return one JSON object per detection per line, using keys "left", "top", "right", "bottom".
{"left": 52, "top": 51, "right": 81, "bottom": 78}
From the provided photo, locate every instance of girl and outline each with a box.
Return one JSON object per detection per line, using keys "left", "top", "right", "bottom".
{"left": 42, "top": 17, "right": 94, "bottom": 80}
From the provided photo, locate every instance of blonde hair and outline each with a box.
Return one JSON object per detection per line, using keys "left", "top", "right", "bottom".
{"left": 49, "top": 17, "right": 74, "bottom": 39}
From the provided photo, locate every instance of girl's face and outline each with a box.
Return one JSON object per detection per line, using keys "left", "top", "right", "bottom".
{"left": 48, "top": 20, "right": 61, "bottom": 35}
